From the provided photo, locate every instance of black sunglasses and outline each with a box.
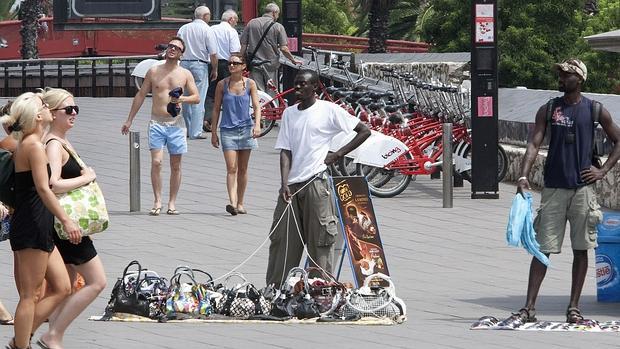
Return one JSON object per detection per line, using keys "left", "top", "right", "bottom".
{"left": 52, "top": 105, "right": 79, "bottom": 115}
{"left": 229, "top": 61, "right": 244, "bottom": 66}
{"left": 167, "top": 43, "right": 184, "bottom": 52}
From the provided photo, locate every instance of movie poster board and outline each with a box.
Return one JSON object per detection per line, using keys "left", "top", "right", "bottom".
{"left": 332, "top": 176, "right": 390, "bottom": 287}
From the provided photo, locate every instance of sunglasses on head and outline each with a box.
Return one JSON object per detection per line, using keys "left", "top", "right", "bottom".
{"left": 167, "top": 43, "right": 184, "bottom": 52}
{"left": 52, "top": 105, "right": 79, "bottom": 115}
{"left": 229, "top": 61, "right": 244, "bottom": 66}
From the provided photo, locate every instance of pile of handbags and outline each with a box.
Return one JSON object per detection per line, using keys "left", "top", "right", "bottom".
{"left": 102, "top": 260, "right": 406, "bottom": 322}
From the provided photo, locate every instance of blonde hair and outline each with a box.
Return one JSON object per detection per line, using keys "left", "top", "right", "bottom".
{"left": 0, "top": 92, "right": 44, "bottom": 141}
{"left": 41, "top": 87, "right": 73, "bottom": 111}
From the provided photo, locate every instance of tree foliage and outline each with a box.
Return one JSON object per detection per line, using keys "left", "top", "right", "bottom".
{"left": 258, "top": 0, "right": 355, "bottom": 35}
{"left": 418, "top": 0, "right": 620, "bottom": 93}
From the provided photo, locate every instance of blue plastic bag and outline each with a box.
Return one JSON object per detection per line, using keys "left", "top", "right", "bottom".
{"left": 506, "top": 193, "right": 550, "bottom": 266}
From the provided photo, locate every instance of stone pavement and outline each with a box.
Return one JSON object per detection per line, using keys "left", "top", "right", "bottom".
{"left": 1, "top": 97, "right": 620, "bottom": 349}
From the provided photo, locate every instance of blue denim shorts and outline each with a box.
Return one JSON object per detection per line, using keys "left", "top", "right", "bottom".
{"left": 220, "top": 125, "right": 258, "bottom": 151}
{"left": 148, "top": 120, "right": 187, "bottom": 155}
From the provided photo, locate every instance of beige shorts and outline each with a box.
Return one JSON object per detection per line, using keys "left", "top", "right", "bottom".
{"left": 533, "top": 186, "right": 603, "bottom": 254}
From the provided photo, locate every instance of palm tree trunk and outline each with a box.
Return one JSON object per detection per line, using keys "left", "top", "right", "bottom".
{"left": 19, "top": 0, "right": 40, "bottom": 59}
{"left": 368, "top": 0, "right": 390, "bottom": 53}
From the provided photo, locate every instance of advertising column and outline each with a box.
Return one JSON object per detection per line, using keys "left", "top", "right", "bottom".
{"left": 470, "top": 0, "right": 499, "bottom": 199}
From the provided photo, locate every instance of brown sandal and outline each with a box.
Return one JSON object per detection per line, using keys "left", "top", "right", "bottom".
{"left": 566, "top": 307, "right": 584, "bottom": 323}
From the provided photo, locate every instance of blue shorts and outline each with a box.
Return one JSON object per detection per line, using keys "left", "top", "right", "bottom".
{"left": 149, "top": 120, "right": 187, "bottom": 155}
{"left": 220, "top": 125, "right": 258, "bottom": 151}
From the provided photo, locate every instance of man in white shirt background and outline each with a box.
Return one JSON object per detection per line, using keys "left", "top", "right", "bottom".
{"left": 204, "top": 9, "right": 241, "bottom": 132}
{"left": 177, "top": 6, "right": 218, "bottom": 139}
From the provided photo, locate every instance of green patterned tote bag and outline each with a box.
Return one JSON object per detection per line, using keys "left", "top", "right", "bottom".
{"left": 54, "top": 144, "right": 109, "bottom": 239}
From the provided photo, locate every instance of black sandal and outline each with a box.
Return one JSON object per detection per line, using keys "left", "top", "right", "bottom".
{"left": 566, "top": 307, "right": 584, "bottom": 323}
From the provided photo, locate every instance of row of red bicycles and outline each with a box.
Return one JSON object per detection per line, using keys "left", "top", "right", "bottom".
{"left": 254, "top": 47, "right": 508, "bottom": 198}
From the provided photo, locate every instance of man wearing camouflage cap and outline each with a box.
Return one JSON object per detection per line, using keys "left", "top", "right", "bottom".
{"left": 509, "top": 58, "right": 620, "bottom": 324}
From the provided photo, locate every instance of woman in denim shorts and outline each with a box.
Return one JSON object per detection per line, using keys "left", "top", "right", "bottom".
{"left": 210, "top": 54, "right": 261, "bottom": 215}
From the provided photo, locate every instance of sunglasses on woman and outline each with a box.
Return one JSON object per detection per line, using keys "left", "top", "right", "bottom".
{"left": 229, "top": 61, "right": 244, "bottom": 66}
{"left": 52, "top": 105, "right": 79, "bottom": 115}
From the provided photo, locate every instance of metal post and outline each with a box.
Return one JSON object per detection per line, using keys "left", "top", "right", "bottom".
{"left": 443, "top": 123, "right": 453, "bottom": 208}
{"left": 129, "top": 131, "right": 140, "bottom": 212}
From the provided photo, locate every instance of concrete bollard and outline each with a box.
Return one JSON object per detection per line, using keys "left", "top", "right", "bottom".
{"left": 129, "top": 131, "right": 140, "bottom": 212}
{"left": 443, "top": 123, "right": 453, "bottom": 208}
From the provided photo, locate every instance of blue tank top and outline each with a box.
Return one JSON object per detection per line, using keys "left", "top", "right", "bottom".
{"left": 219, "top": 78, "right": 253, "bottom": 129}
{"left": 544, "top": 96, "right": 595, "bottom": 189}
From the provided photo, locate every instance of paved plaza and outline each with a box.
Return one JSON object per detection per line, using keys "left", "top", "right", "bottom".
{"left": 1, "top": 97, "right": 620, "bottom": 348}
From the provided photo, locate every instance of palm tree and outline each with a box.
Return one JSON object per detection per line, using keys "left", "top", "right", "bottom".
{"left": 368, "top": 0, "right": 395, "bottom": 53}
{"left": 18, "top": 0, "right": 41, "bottom": 59}
{"left": 388, "top": 0, "right": 425, "bottom": 41}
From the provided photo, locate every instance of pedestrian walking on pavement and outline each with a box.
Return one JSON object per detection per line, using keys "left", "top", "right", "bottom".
{"left": 204, "top": 9, "right": 241, "bottom": 131}
{"left": 210, "top": 54, "right": 261, "bottom": 216}
{"left": 265, "top": 69, "right": 370, "bottom": 287}
{"left": 1, "top": 93, "right": 78, "bottom": 349}
{"left": 511, "top": 58, "right": 620, "bottom": 324}
{"left": 121, "top": 37, "right": 200, "bottom": 216}
{"left": 38, "top": 88, "right": 107, "bottom": 349}
{"left": 177, "top": 5, "right": 219, "bottom": 140}
{"left": 240, "top": 3, "right": 301, "bottom": 95}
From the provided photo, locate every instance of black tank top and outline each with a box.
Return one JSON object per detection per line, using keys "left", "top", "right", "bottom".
{"left": 544, "top": 96, "right": 595, "bottom": 189}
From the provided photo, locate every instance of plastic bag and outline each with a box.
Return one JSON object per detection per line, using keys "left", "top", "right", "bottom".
{"left": 506, "top": 193, "right": 549, "bottom": 266}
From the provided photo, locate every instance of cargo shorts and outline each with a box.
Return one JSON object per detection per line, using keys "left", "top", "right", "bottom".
{"left": 534, "top": 185, "right": 603, "bottom": 254}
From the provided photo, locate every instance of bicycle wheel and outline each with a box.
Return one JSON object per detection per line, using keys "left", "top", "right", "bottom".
{"left": 355, "top": 153, "right": 413, "bottom": 198}
{"left": 134, "top": 76, "right": 143, "bottom": 90}
{"left": 257, "top": 101, "right": 277, "bottom": 138}
{"left": 460, "top": 144, "right": 508, "bottom": 182}
{"left": 259, "top": 117, "right": 276, "bottom": 137}
{"left": 337, "top": 157, "right": 358, "bottom": 176}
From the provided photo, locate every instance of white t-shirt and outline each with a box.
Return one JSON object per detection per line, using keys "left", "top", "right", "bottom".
{"left": 177, "top": 19, "right": 218, "bottom": 62}
{"left": 211, "top": 22, "right": 241, "bottom": 61}
{"left": 275, "top": 100, "right": 360, "bottom": 184}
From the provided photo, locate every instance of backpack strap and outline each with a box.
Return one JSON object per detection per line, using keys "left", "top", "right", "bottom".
{"left": 545, "top": 98, "right": 555, "bottom": 124}
{"left": 544, "top": 97, "right": 559, "bottom": 139}
{"left": 591, "top": 99, "right": 601, "bottom": 125}
{"left": 591, "top": 99, "right": 603, "bottom": 166}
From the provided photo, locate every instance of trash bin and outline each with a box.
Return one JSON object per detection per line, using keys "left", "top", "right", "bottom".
{"left": 595, "top": 212, "right": 620, "bottom": 302}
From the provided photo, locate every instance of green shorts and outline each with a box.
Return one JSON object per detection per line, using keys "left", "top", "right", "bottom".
{"left": 533, "top": 186, "right": 603, "bottom": 254}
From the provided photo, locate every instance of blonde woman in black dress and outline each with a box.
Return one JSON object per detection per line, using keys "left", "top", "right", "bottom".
{"left": 0, "top": 93, "right": 79, "bottom": 349}
{"left": 39, "top": 88, "right": 107, "bottom": 349}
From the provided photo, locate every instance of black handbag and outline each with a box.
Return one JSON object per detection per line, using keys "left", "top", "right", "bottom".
{"left": 103, "top": 261, "right": 151, "bottom": 319}
{"left": 269, "top": 267, "right": 320, "bottom": 319}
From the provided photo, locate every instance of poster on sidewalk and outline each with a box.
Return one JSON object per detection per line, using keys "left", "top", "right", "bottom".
{"left": 332, "top": 176, "right": 390, "bottom": 287}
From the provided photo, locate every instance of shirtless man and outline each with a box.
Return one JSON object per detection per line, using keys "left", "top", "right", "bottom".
{"left": 121, "top": 36, "right": 199, "bottom": 216}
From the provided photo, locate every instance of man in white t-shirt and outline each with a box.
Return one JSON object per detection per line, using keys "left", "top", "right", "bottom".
{"left": 266, "top": 69, "right": 370, "bottom": 287}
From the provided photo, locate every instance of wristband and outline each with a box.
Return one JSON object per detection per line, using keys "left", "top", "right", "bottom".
{"left": 517, "top": 176, "right": 528, "bottom": 182}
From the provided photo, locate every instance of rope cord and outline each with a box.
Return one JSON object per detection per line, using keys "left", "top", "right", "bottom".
{"left": 210, "top": 173, "right": 323, "bottom": 284}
